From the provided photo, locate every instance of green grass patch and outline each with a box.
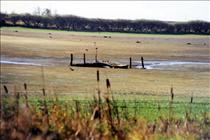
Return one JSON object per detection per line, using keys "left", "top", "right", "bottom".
{"left": 18, "top": 96, "right": 210, "bottom": 121}
{"left": 1, "top": 26, "right": 209, "bottom": 38}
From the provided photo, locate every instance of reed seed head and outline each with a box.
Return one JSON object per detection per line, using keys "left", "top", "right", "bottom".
{"left": 97, "top": 70, "right": 100, "bottom": 82}
{"left": 3, "top": 85, "right": 8, "bottom": 94}
{"left": 170, "top": 87, "right": 174, "bottom": 101}
{"left": 190, "top": 96, "right": 193, "bottom": 104}
{"left": 24, "top": 83, "right": 27, "bottom": 90}
{"left": 106, "top": 79, "right": 111, "bottom": 89}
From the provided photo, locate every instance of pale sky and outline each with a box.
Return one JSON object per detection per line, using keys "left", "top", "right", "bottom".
{"left": 1, "top": 1, "right": 210, "bottom": 22}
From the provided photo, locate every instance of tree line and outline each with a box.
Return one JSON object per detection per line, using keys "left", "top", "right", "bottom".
{"left": 1, "top": 11, "right": 210, "bottom": 35}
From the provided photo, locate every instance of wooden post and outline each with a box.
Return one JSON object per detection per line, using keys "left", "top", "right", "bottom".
{"left": 129, "top": 57, "right": 132, "bottom": 68}
{"left": 141, "top": 57, "right": 145, "bottom": 69}
{"left": 70, "top": 54, "right": 73, "bottom": 66}
{"left": 95, "top": 47, "right": 98, "bottom": 63}
{"left": 83, "top": 53, "right": 86, "bottom": 64}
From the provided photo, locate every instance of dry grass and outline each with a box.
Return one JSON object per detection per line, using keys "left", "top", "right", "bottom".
{"left": 1, "top": 72, "right": 210, "bottom": 140}
{"left": 1, "top": 64, "right": 210, "bottom": 99}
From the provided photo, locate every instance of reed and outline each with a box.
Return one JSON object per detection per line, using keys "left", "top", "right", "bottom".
{"left": 106, "top": 78, "right": 111, "bottom": 97}
{"left": 12, "top": 85, "right": 20, "bottom": 133}
{"left": 13, "top": 85, "right": 17, "bottom": 111}
{"left": 122, "top": 100, "right": 128, "bottom": 120}
{"left": 74, "top": 100, "right": 81, "bottom": 118}
{"left": 169, "top": 86, "right": 174, "bottom": 121}
{"left": 96, "top": 70, "right": 101, "bottom": 107}
{"left": 41, "top": 66, "right": 49, "bottom": 129}
{"left": 23, "top": 83, "right": 29, "bottom": 108}
{"left": 106, "top": 78, "right": 120, "bottom": 125}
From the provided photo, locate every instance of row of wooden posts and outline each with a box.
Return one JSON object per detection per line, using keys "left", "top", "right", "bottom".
{"left": 70, "top": 54, "right": 87, "bottom": 66}
{"left": 129, "top": 57, "right": 145, "bottom": 69}
{"left": 70, "top": 53, "right": 145, "bottom": 69}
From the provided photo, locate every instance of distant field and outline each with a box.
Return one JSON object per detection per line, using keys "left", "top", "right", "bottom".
{"left": 1, "top": 27, "right": 210, "bottom": 62}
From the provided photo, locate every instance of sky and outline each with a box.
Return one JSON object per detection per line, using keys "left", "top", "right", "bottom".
{"left": 1, "top": 1, "right": 210, "bottom": 22}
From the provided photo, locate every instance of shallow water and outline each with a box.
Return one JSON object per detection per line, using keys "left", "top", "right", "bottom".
{"left": 0, "top": 55, "right": 70, "bottom": 67}
{"left": 1, "top": 60, "right": 42, "bottom": 66}
{"left": 1, "top": 55, "right": 210, "bottom": 71}
{"left": 135, "top": 60, "right": 210, "bottom": 70}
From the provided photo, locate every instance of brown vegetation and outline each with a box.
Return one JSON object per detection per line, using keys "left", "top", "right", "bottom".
{"left": 1, "top": 70, "right": 209, "bottom": 140}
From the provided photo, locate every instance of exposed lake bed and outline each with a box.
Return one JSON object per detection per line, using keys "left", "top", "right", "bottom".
{"left": 1, "top": 55, "right": 210, "bottom": 72}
